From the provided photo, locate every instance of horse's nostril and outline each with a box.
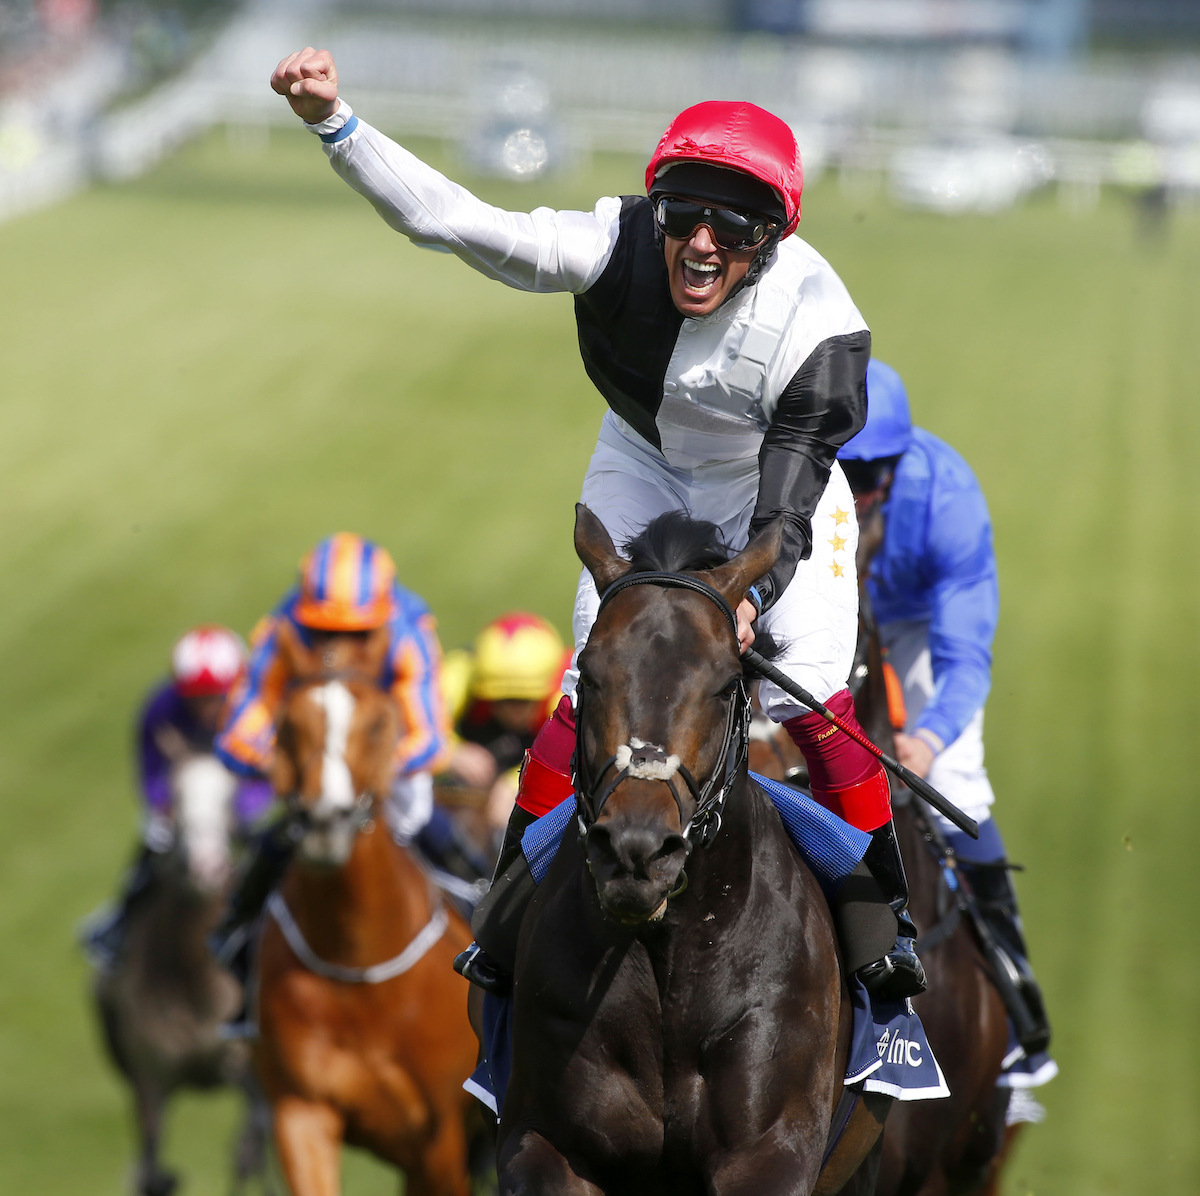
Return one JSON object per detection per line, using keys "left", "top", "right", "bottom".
{"left": 585, "top": 823, "right": 616, "bottom": 863}
{"left": 651, "top": 834, "right": 688, "bottom": 863}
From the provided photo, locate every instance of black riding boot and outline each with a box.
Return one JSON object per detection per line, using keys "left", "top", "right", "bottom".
{"left": 959, "top": 859, "right": 1051, "bottom": 1054}
{"left": 453, "top": 804, "right": 538, "bottom": 996}
{"left": 212, "top": 815, "right": 301, "bottom": 983}
{"left": 79, "top": 844, "right": 158, "bottom": 972}
{"left": 853, "top": 819, "right": 927, "bottom": 1000}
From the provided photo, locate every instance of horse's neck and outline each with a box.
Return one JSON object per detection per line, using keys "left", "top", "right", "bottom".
{"left": 129, "top": 872, "right": 227, "bottom": 1007}
{"left": 282, "top": 825, "right": 431, "bottom": 967}
{"left": 679, "top": 774, "right": 774, "bottom": 907}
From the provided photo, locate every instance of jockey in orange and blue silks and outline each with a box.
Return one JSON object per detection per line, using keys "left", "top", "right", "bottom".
{"left": 216, "top": 533, "right": 449, "bottom": 786}
{"left": 211, "top": 535, "right": 486, "bottom": 1014}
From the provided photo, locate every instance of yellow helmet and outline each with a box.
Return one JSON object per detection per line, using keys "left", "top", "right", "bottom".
{"left": 471, "top": 613, "right": 568, "bottom": 702}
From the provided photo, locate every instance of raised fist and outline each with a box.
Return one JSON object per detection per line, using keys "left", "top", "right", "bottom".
{"left": 271, "top": 47, "right": 339, "bottom": 124}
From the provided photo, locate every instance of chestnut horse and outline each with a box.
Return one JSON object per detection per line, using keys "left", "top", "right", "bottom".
{"left": 493, "top": 507, "right": 886, "bottom": 1195}
{"left": 755, "top": 502, "right": 1014, "bottom": 1195}
{"left": 252, "top": 624, "right": 478, "bottom": 1196}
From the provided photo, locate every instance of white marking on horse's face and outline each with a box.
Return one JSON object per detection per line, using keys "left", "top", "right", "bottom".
{"left": 172, "top": 754, "right": 236, "bottom": 892}
{"left": 615, "top": 738, "right": 682, "bottom": 781}
{"left": 311, "top": 681, "right": 357, "bottom": 816}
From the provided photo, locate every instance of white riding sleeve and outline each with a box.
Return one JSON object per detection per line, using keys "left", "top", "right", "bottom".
{"left": 309, "top": 101, "right": 621, "bottom": 294}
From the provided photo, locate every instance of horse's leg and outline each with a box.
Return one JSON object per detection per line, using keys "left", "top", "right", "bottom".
{"left": 814, "top": 1092, "right": 892, "bottom": 1196}
{"left": 499, "top": 1130, "right": 602, "bottom": 1196}
{"left": 405, "top": 1096, "right": 471, "bottom": 1196}
{"left": 231, "top": 1076, "right": 274, "bottom": 1195}
{"left": 132, "top": 1078, "right": 178, "bottom": 1196}
{"left": 273, "top": 1096, "right": 343, "bottom": 1196}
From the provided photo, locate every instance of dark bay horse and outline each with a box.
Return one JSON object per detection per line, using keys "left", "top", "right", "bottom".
{"left": 495, "top": 506, "right": 885, "bottom": 1195}
{"left": 92, "top": 752, "right": 271, "bottom": 1196}
{"left": 751, "top": 500, "right": 1013, "bottom": 1195}
{"left": 252, "top": 622, "right": 479, "bottom": 1196}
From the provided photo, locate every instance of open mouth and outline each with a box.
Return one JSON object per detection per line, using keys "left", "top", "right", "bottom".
{"left": 680, "top": 257, "right": 721, "bottom": 296}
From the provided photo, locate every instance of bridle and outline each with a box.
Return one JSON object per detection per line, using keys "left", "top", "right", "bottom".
{"left": 573, "top": 570, "right": 751, "bottom": 851}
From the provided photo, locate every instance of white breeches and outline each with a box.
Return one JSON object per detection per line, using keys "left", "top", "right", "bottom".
{"left": 385, "top": 771, "right": 434, "bottom": 842}
{"left": 881, "top": 619, "right": 996, "bottom": 833}
{"left": 561, "top": 413, "right": 861, "bottom": 722}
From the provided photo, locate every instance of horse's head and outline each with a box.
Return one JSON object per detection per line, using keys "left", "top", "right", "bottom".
{"left": 271, "top": 621, "right": 399, "bottom": 868}
{"left": 573, "top": 504, "right": 783, "bottom": 925}
{"left": 170, "top": 754, "right": 237, "bottom": 895}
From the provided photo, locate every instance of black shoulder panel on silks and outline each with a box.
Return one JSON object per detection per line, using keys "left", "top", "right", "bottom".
{"left": 749, "top": 329, "right": 871, "bottom": 612}
{"left": 574, "top": 196, "right": 683, "bottom": 450}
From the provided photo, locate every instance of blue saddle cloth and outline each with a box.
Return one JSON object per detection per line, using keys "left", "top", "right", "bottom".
{"left": 464, "top": 774, "right": 949, "bottom": 1115}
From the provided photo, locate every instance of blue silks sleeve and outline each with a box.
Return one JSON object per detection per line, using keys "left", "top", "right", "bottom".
{"left": 870, "top": 429, "right": 998, "bottom": 751}
{"left": 919, "top": 478, "right": 998, "bottom": 749}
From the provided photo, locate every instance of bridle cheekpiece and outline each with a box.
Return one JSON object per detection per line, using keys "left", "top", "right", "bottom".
{"left": 573, "top": 570, "right": 751, "bottom": 852}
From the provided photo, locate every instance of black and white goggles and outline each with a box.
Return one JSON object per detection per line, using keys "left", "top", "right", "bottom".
{"left": 652, "top": 196, "right": 778, "bottom": 252}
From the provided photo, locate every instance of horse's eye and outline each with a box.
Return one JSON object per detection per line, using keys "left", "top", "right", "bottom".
{"left": 718, "top": 678, "right": 741, "bottom": 699}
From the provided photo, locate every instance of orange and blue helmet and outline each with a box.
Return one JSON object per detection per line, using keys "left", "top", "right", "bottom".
{"left": 293, "top": 533, "right": 397, "bottom": 632}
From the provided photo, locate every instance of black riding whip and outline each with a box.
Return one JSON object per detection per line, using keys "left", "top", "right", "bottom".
{"left": 742, "top": 648, "right": 979, "bottom": 839}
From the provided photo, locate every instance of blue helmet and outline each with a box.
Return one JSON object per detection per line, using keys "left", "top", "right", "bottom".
{"left": 839, "top": 359, "right": 912, "bottom": 462}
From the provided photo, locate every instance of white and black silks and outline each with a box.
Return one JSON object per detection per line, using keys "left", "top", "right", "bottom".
{"left": 310, "top": 103, "right": 870, "bottom": 611}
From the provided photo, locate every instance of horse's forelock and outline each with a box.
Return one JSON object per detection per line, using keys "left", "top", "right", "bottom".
{"left": 623, "top": 512, "right": 730, "bottom": 575}
{"left": 620, "top": 513, "right": 786, "bottom": 664}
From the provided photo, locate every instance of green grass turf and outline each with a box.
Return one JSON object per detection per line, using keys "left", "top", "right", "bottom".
{"left": 1, "top": 121, "right": 1198, "bottom": 1193}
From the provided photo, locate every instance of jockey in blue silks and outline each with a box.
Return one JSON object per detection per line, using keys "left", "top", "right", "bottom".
{"left": 838, "top": 359, "right": 1050, "bottom": 1054}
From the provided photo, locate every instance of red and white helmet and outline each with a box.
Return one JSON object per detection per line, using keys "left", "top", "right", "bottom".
{"left": 171, "top": 625, "right": 247, "bottom": 698}
{"left": 646, "top": 100, "right": 804, "bottom": 237}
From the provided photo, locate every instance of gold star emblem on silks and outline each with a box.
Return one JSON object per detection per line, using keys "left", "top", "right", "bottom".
{"left": 833, "top": 507, "right": 850, "bottom": 526}
{"left": 830, "top": 561, "right": 845, "bottom": 578}
{"left": 829, "top": 533, "right": 847, "bottom": 553}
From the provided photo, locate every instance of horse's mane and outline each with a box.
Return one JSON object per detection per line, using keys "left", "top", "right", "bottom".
{"left": 621, "top": 512, "right": 784, "bottom": 662}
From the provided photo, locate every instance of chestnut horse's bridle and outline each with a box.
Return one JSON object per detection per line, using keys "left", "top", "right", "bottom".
{"left": 573, "top": 571, "right": 751, "bottom": 850}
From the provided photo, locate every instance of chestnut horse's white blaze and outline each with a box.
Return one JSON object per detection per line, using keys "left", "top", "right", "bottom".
{"left": 312, "top": 680, "right": 357, "bottom": 811}
{"left": 301, "top": 681, "right": 360, "bottom": 866}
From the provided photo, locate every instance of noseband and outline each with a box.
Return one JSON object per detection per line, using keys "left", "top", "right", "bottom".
{"left": 573, "top": 571, "right": 751, "bottom": 850}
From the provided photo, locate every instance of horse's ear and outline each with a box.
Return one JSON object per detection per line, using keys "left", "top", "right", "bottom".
{"left": 276, "top": 616, "right": 317, "bottom": 678}
{"left": 269, "top": 725, "right": 298, "bottom": 796}
{"left": 574, "top": 504, "right": 632, "bottom": 593}
{"left": 704, "top": 518, "right": 785, "bottom": 611}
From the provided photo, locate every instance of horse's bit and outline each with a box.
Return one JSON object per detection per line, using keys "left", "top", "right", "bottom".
{"left": 573, "top": 570, "right": 751, "bottom": 852}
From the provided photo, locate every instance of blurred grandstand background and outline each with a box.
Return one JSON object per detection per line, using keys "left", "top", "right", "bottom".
{"left": 5, "top": 0, "right": 1200, "bottom": 219}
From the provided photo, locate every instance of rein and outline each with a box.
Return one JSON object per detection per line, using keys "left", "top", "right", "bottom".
{"left": 573, "top": 570, "right": 750, "bottom": 851}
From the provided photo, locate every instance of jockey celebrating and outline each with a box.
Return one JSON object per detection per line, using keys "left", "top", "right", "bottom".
{"left": 213, "top": 533, "right": 483, "bottom": 967}
{"left": 82, "top": 625, "right": 266, "bottom": 970}
{"left": 839, "top": 360, "right": 1051, "bottom": 1052}
{"left": 441, "top": 612, "right": 572, "bottom": 835}
{"left": 270, "top": 50, "right": 923, "bottom": 999}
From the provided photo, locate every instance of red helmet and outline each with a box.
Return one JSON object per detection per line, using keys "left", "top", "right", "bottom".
{"left": 172, "top": 624, "right": 247, "bottom": 698}
{"left": 646, "top": 101, "right": 803, "bottom": 237}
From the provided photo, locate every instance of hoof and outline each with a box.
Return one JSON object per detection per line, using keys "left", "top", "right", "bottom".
{"left": 139, "top": 1170, "right": 179, "bottom": 1196}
